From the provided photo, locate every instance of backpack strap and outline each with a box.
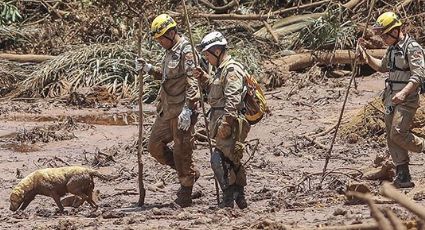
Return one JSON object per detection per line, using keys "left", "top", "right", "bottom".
{"left": 221, "top": 60, "right": 247, "bottom": 83}
{"left": 395, "top": 37, "right": 424, "bottom": 71}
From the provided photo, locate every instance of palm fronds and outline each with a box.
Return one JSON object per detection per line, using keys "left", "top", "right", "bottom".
{"left": 10, "top": 44, "right": 156, "bottom": 100}
{"left": 0, "top": 60, "right": 34, "bottom": 96}
{"left": 0, "top": 1, "right": 22, "bottom": 25}
{"left": 295, "top": 5, "right": 356, "bottom": 50}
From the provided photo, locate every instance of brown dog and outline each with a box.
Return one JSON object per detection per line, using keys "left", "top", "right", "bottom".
{"left": 10, "top": 166, "right": 108, "bottom": 212}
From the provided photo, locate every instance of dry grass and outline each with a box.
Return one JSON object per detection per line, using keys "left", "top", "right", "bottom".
{"left": 340, "top": 96, "right": 425, "bottom": 143}
{"left": 0, "top": 60, "right": 34, "bottom": 96}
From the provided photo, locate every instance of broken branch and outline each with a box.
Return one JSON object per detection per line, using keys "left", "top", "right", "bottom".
{"left": 263, "top": 21, "right": 279, "bottom": 43}
{"left": 303, "top": 135, "right": 329, "bottom": 150}
{"left": 170, "top": 12, "right": 278, "bottom": 20}
{"left": 384, "top": 209, "right": 407, "bottom": 230}
{"left": 272, "top": 0, "right": 331, "bottom": 15}
{"left": 381, "top": 182, "right": 425, "bottom": 220}
{"left": 346, "top": 191, "right": 393, "bottom": 229}
{"left": 198, "top": 0, "right": 239, "bottom": 12}
{"left": 0, "top": 53, "right": 55, "bottom": 63}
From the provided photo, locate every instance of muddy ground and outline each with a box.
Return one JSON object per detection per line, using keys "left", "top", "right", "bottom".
{"left": 1, "top": 72, "right": 425, "bottom": 230}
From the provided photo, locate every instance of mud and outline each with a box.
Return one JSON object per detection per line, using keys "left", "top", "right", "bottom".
{"left": 1, "top": 73, "right": 425, "bottom": 229}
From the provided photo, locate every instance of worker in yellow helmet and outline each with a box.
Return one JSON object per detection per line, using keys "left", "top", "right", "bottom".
{"left": 136, "top": 14, "right": 200, "bottom": 207}
{"left": 358, "top": 12, "right": 425, "bottom": 188}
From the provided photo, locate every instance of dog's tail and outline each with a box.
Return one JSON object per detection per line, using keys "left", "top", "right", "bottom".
{"left": 87, "top": 169, "right": 119, "bottom": 181}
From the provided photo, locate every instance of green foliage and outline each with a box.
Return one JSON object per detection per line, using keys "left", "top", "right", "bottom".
{"left": 0, "top": 2, "right": 22, "bottom": 25}
{"left": 229, "top": 43, "right": 261, "bottom": 76}
{"left": 296, "top": 6, "right": 356, "bottom": 50}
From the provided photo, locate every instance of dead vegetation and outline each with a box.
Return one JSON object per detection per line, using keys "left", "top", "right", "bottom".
{"left": 1, "top": 0, "right": 423, "bottom": 104}
{"left": 340, "top": 96, "right": 425, "bottom": 144}
{"left": 15, "top": 117, "right": 92, "bottom": 144}
{"left": 1, "top": 0, "right": 425, "bottom": 229}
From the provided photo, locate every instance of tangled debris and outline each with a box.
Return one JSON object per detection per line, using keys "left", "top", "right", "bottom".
{"left": 16, "top": 117, "right": 92, "bottom": 144}
{"left": 340, "top": 96, "right": 425, "bottom": 144}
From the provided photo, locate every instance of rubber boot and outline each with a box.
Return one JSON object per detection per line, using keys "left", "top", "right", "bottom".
{"left": 191, "top": 169, "right": 203, "bottom": 199}
{"left": 219, "top": 187, "right": 234, "bottom": 208}
{"left": 393, "top": 164, "right": 415, "bottom": 188}
{"left": 234, "top": 185, "right": 248, "bottom": 209}
{"left": 175, "top": 186, "right": 193, "bottom": 208}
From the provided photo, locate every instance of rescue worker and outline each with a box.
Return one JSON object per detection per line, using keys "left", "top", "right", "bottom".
{"left": 358, "top": 12, "right": 425, "bottom": 188}
{"left": 193, "top": 31, "right": 251, "bottom": 208}
{"left": 136, "top": 14, "right": 200, "bottom": 207}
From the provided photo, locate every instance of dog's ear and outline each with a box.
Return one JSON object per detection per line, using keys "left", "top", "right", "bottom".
{"left": 9, "top": 192, "right": 24, "bottom": 211}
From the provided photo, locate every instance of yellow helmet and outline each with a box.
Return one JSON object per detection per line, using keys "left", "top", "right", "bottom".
{"left": 373, "top": 12, "right": 402, "bottom": 35}
{"left": 150, "top": 14, "right": 177, "bottom": 38}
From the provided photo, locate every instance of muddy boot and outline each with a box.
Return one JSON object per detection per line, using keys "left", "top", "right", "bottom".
{"left": 234, "top": 185, "right": 247, "bottom": 209}
{"left": 393, "top": 164, "right": 415, "bottom": 188}
{"left": 219, "top": 187, "right": 234, "bottom": 208}
{"left": 191, "top": 169, "right": 203, "bottom": 200}
{"left": 175, "top": 186, "right": 193, "bottom": 208}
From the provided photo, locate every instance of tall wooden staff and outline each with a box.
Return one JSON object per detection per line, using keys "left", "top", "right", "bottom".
{"left": 181, "top": 0, "right": 220, "bottom": 205}
{"left": 321, "top": 0, "right": 376, "bottom": 181}
{"left": 137, "top": 16, "right": 146, "bottom": 207}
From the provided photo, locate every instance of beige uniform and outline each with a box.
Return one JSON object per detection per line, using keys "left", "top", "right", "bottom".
{"left": 381, "top": 34, "right": 425, "bottom": 166}
{"left": 147, "top": 37, "right": 200, "bottom": 187}
{"left": 203, "top": 56, "right": 250, "bottom": 186}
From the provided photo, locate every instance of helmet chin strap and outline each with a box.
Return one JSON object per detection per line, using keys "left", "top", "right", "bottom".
{"left": 209, "top": 48, "right": 224, "bottom": 67}
{"left": 388, "top": 29, "right": 400, "bottom": 45}
{"left": 163, "top": 29, "right": 177, "bottom": 50}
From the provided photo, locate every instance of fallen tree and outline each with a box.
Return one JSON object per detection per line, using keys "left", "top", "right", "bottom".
{"left": 0, "top": 53, "right": 55, "bottom": 63}
{"left": 263, "top": 49, "right": 386, "bottom": 72}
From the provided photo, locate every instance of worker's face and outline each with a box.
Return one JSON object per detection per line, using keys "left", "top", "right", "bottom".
{"left": 155, "top": 30, "right": 175, "bottom": 49}
{"left": 202, "top": 48, "right": 220, "bottom": 66}
{"left": 379, "top": 29, "right": 399, "bottom": 46}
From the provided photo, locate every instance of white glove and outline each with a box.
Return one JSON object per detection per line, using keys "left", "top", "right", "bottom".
{"left": 135, "top": 57, "right": 152, "bottom": 73}
{"left": 178, "top": 106, "right": 192, "bottom": 131}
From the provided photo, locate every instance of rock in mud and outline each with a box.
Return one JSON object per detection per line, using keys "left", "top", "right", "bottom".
{"left": 56, "top": 219, "right": 79, "bottom": 230}
{"left": 362, "top": 159, "right": 395, "bottom": 180}
{"left": 345, "top": 182, "right": 372, "bottom": 201}
{"left": 333, "top": 208, "right": 347, "bottom": 216}
{"left": 102, "top": 210, "right": 126, "bottom": 219}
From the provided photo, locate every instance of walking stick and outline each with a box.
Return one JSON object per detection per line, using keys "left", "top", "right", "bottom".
{"left": 181, "top": 0, "right": 220, "bottom": 205}
{"left": 321, "top": 0, "right": 376, "bottom": 182}
{"left": 137, "top": 16, "right": 146, "bottom": 207}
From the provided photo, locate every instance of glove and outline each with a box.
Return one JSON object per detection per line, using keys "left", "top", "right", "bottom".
{"left": 135, "top": 57, "right": 152, "bottom": 73}
{"left": 356, "top": 39, "right": 368, "bottom": 64}
{"left": 216, "top": 121, "right": 232, "bottom": 139}
{"left": 178, "top": 106, "right": 192, "bottom": 131}
{"left": 193, "top": 67, "right": 209, "bottom": 84}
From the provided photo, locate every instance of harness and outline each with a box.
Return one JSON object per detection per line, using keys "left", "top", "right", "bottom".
{"left": 387, "top": 37, "right": 414, "bottom": 72}
{"left": 161, "top": 40, "right": 208, "bottom": 97}
{"left": 385, "top": 37, "right": 424, "bottom": 90}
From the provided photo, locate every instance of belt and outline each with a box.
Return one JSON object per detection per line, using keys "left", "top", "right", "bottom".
{"left": 385, "top": 79, "right": 409, "bottom": 91}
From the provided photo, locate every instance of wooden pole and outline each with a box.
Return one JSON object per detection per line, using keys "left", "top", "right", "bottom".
{"left": 181, "top": 0, "right": 220, "bottom": 205}
{"left": 137, "top": 16, "right": 146, "bottom": 207}
{"left": 320, "top": 0, "right": 376, "bottom": 182}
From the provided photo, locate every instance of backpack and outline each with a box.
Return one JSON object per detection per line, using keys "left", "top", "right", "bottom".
{"left": 226, "top": 61, "right": 268, "bottom": 125}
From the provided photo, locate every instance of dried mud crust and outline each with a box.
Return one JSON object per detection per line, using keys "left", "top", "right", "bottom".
{"left": 1, "top": 74, "right": 425, "bottom": 230}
